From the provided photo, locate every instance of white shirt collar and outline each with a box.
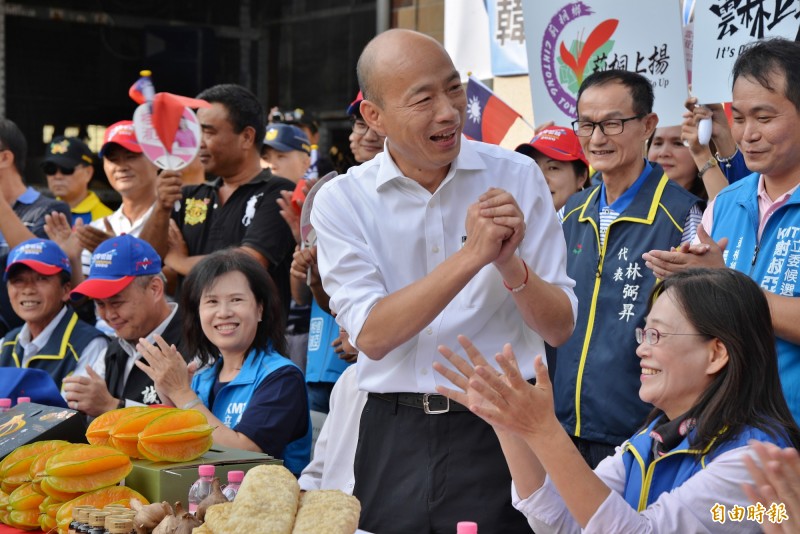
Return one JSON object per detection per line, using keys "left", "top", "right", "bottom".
{"left": 117, "top": 302, "right": 179, "bottom": 359}
{"left": 18, "top": 305, "right": 69, "bottom": 360}
{"left": 374, "top": 135, "right": 487, "bottom": 192}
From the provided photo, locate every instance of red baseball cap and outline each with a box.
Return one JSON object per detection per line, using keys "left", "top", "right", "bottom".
{"left": 516, "top": 126, "right": 588, "bottom": 167}
{"left": 346, "top": 91, "right": 364, "bottom": 116}
{"left": 100, "top": 120, "right": 142, "bottom": 157}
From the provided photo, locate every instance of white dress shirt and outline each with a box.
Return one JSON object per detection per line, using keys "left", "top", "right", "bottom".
{"left": 312, "top": 137, "right": 577, "bottom": 393}
{"left": 115, "top": 302, "right": 178, "bottom": 407}
{"left": 298, "top": 365, "right": 366, "bottom": 494}
{"left": 512, "top": 445, "right": 762, "bottom": 533}
{"left": 81, "top": 204, "right": 155, "bottom": 275}
{"left": 0, "top": 305, "right": 108, "bottom": 397}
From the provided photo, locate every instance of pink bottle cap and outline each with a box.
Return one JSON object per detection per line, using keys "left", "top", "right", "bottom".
{"left": 456, "top": 521, "right": 478, "bottom": 534}
{"left": 16, "top": 397, "right": 30, "bottom": 404}
{"left": 227, "top": 470, "right": 244, "bottom": 483}
{"left": 0, "top": 398, "right": 11, "bottom": 408}
{"left": 198, "top": 465, "right": 215, "bottom": 477}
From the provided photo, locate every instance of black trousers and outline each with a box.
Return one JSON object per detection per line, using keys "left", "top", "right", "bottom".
{"left": 353, "top": 395, "right": 532, "bottom": 534}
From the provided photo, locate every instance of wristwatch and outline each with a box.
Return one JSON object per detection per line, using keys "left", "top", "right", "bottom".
{"left": 698, "top": 157, "right": 718, "bottom": 179}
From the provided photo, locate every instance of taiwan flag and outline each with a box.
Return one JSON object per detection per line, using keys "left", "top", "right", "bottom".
{"left": 463, "top": 76, "right": 532, "bottom": 148}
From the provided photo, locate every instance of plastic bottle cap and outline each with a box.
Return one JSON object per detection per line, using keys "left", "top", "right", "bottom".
{"left": 456, "top": 521, "right": 478, "bottom": 534}
{"left": 198, "top": 464, "right": 215, "bottom": 476}
{"left": 16, "top": 397, "right": 30, "bottom": 403}
{"left": 227, "top": 470, "right": 244, "bottom": 483}
{"left": 0, "top": 398, "right": 10, "bottom": 408}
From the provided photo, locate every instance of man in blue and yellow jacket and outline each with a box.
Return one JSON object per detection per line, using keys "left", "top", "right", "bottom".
{"left": 556, "top": 70, "right": 702, "bottom": 469}
{"left": 0, "top": 239, "right": 107, "bottom": 395}
{"left": 643, "top": 38, "right": 800, "bottom": 424}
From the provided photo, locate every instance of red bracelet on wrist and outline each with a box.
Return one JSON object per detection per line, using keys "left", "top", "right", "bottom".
{"left": 503, "top": 258, "right": 529, "bottom": 293}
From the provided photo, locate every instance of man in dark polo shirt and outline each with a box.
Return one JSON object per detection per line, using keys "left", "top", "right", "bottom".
{"left": 140, "top": 84, "right": 295, "bottom": 313}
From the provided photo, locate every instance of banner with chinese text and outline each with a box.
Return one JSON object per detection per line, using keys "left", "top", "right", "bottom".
{"left": 486, "top": 0, "right": 528, "bottom": 76}
{"left": 692, "top": 0, "right": 800, "bottom": 104}
{"left": 522, "top": 0, "right": 689, "bottom": 126}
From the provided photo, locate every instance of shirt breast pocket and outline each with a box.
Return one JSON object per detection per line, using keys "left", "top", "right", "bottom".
{"left": 459, "top": 264, "right": 507, "bottom": 310}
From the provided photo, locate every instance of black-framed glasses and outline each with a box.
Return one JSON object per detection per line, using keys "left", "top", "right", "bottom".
{"left": 43, "top": 163, "right": 85, "bottom": 176}
{"left": 635, "top": 327, "right": 708, "bottom": 346}
{"left": 351, "top": 118, "right": 369, "bottom": 135}
{"left": 571, "top": 115, "right": 644, "bottom": 137}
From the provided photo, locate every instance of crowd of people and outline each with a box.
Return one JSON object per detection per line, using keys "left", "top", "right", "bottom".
{"left": 0, "top": 26, "right": 798, "bottom": 534}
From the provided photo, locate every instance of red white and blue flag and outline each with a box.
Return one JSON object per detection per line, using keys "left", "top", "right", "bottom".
{"left": 463, "top": 76, "right": 532, "bottom": 148}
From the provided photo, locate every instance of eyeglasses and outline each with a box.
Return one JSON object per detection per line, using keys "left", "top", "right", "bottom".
{"left": 571, "top": 115, "right": 644, "bottom": 137}
{"left": 352, "top": 119, "right": 369, "bottom": 135}
{"left": 43, "top": 163, "right": 85, "bottom": 176}
{"left": 635, "top": 327, "right": 708, "bottom": 346}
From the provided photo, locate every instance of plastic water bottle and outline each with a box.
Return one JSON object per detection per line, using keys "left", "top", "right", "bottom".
{"left": 222, "top": 470, "right": 243, "bottom": 501}
{"left": 187, "top": 464, "right": 215, "bottom": 514}
{"left": 457, "top": 521, "right": 478, "bottom": 534}
{"left": 0, "top": 398, "right": 11, "bottom": 412}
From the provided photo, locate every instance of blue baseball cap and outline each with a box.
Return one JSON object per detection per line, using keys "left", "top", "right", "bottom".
{"left": 4, "top": 238, "right": 71, "bottom": 282}
{"left": 70, "top": 234, "right": 161, "bottom": 300}
{"left": 263, "top": 123, "right": 311, "bottom": 154}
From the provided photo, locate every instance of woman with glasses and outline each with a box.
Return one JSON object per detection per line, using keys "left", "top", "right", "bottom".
{"left": 435, "top": 268, "right": 800, "bottom": 533}
{"left": 347, "top": 92, "right": 385, "bottom": 163}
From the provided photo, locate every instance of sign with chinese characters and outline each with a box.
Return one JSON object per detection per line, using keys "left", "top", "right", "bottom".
{"left": 521, "top": 0, "right": 689, "bottom": 126}
{"left": 486, "top": 0, "right": 528, "bottom": 76}
{"left": 692, "top": 0, "right": 800, "bottom": 104}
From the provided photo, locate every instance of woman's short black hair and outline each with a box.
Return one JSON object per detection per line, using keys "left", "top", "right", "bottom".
{"left": 181, "top": 249, "right": 287, "bottom": 366}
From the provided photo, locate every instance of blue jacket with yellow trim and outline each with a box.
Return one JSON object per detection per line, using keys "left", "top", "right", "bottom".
{"left": 710, "top": 173, "right": 800, "bottom": 422}
{"left": 0, "top": 307, "right": 106, "bottom": 390}
{"left": 621, "top": 416, "right": 790, "bottom": 511}
{"left": 192, "top": 347, "right": 312, "bottom": 475}
{"left": 555, "top": 164, "right": 701, "bottom": 445}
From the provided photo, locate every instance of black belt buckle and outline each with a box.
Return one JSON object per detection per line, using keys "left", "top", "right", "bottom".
{"left": 422, "top": 393, "right": 449, "bottom": 414}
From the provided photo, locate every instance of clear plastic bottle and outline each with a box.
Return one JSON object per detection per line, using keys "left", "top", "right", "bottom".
{"left": 222, "top": 470, "right": 244, "bottom": 501}
{"left": 456, "top": 521, "right": 478, "bottom": 534}
{"left": 187, "top": 464, "right": 215, "bottom": 514}
{"left": 0, "top": 398, "right": 11, "bottom": 413}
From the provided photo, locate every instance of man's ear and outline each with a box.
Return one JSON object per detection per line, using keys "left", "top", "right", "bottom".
{"left": 81, "top": 166, "right": 95, "bottom": 187}
{"left": 240, "top": 125, "right": 257, "bottom": 150}
{"left": 643, "top": 113, "right": 659, "bottom": 140}
{"left": 360, "top": 100, "right": 387, "bottom": 137}
{"left": 0, "top": 149, "right": 15, "bottom": 171}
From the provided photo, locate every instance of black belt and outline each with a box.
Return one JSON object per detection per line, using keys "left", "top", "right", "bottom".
{"left": 370, "top": 392, "right": 470, "bottom": 414}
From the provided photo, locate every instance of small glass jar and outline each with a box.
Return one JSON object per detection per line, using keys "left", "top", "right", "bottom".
{"left": 88, "top": 511, "right": 112, "bottom": 534}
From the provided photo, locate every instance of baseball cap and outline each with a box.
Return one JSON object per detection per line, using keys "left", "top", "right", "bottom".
{"left": 347, "top": 91, "right": 364, "bottom": 116}
{"left": 515, "top": 126, "right": 588, "bottom": 167}
{"left": 100, "top": 120, "right": 142, "bottom": 157}
{"left": 4, "top": 239, "right": 71, "bottom": 282}
{"left": 70, "top": 234, "right": 161, "bottom": 300}
{"left": 263, "top": 124, "right": 311, "bottom": 154}
{"left": 41, "top": 136, "right": 94, "bottom": 170}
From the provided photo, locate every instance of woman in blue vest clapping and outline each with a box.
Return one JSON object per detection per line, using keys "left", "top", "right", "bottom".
{"left": 136, "top": 250, "right": 311, "bottom": 475}
{"left": 435, "top": 268, "right": 800, "bottom": 533}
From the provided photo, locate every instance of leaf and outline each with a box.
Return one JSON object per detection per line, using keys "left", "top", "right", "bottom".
{"left": 559, "top": 41, "right": 580, "bottom": 77}
{"left": 576, "top": 19, "right": 619, "bottom": 82}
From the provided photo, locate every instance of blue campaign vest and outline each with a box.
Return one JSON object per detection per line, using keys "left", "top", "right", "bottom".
{"left": 710, "top": 173, "right": 800, "bottom": 421}
{"left": 621, "top": 417, "right": 790, "bottom": 511}
{"left": 192, "top": 348, "right": 312, "bottom": 475}
{"left": 305, "top": 300, "right": 352, "bottom": 384}
{"left": 556, "top": 164, "right": 701, "bottom": 445}
{"left": 0, "top": 307, "right": 106, "bottom": 389}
